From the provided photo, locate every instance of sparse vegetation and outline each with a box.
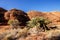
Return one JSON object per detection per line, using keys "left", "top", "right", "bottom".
{"left": 0, "top": 8, "right": 60, "bottom": 40}
{"left": 8, "top": 19, "right": 20, "bottom": 29}
{"left": 0, "top": 27, "right": 28, "bottom": 40}
{"left": 27, "top": 17, "right": 51, "bottom": 31}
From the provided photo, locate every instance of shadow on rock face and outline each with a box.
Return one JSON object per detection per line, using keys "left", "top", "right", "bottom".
{"left": 0, "top": 7, "right": 7, "bottom": 25}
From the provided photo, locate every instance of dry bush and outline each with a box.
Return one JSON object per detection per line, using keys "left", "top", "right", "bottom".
{"left": 0, "top": 26, "right": 60, "bottom": 40}
{"left": 46, "top": 29, "right": 60, "bottom": 38}
{"left": 0, "top": 27, "right": 28, "bottom": 40}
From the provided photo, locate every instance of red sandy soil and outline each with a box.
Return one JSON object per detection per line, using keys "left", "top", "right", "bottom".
{"left": 0, "top": 25, "right": 11, "bottom": 33}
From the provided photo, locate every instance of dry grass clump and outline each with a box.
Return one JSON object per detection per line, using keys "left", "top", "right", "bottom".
{"left": 0, "top": 27, "right": 28, "bottom": 40}
{"left": 0, "top": 26, "right": 60, "bottom": 40}
{"left": 44, "top": 29, "right": 60, "bottom": 40}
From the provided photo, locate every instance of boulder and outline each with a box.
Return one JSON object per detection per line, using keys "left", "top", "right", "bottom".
{"left": 0, "top": 7, "right": 7, "bottom": 25}
{"left": 4, "top": 9, "right": 30, "bottom": 26}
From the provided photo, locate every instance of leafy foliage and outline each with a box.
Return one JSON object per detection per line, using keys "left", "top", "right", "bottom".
{"left": 27, "top": 17, "right": 51, "bottom": 30}
{"left": 27, "top": 17, "right": 40, "bottom": 28}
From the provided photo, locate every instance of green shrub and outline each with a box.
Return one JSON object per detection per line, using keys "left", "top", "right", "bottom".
{"left": 27, "top": 17, "right": 40, "bottom": 28}
{"left": 8, "top": 19, "right": 20, "bottom": 29}
{"left": 27, "top": 17, "right": 51, "bottom": 31}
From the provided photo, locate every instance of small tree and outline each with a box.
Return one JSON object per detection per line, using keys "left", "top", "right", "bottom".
{"left": 39, "top": 17, "right": 51, "bottom": 31}
{"left": 27, "top": 17, "right": 51, "bottom": 31}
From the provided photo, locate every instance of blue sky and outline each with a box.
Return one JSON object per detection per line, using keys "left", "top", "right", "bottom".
{"left": 0, "top": 0, "right": 60, "bottom": 12}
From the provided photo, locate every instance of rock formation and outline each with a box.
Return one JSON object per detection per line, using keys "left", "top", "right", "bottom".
{"left": 4, "top": 8, "right": 30, "bottom": 26}
{"left": 0, "top": 7, "right": 60, "bottom": 26}
{"left": 0, "top": 7, "right": 7, "bottom": 25}
{"left": 27, "top": 11, "right": 60, "bottom": 25}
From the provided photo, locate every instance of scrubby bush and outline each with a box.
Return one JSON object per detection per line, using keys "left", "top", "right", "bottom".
{"left": 27, "top": 17, "right": 51, "bottom": 31}
{"left": 27, "top": 17, "right": 41, "bottom": 28}
{"left": 8, "top": 19, "right": 20, "bottom": 29}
